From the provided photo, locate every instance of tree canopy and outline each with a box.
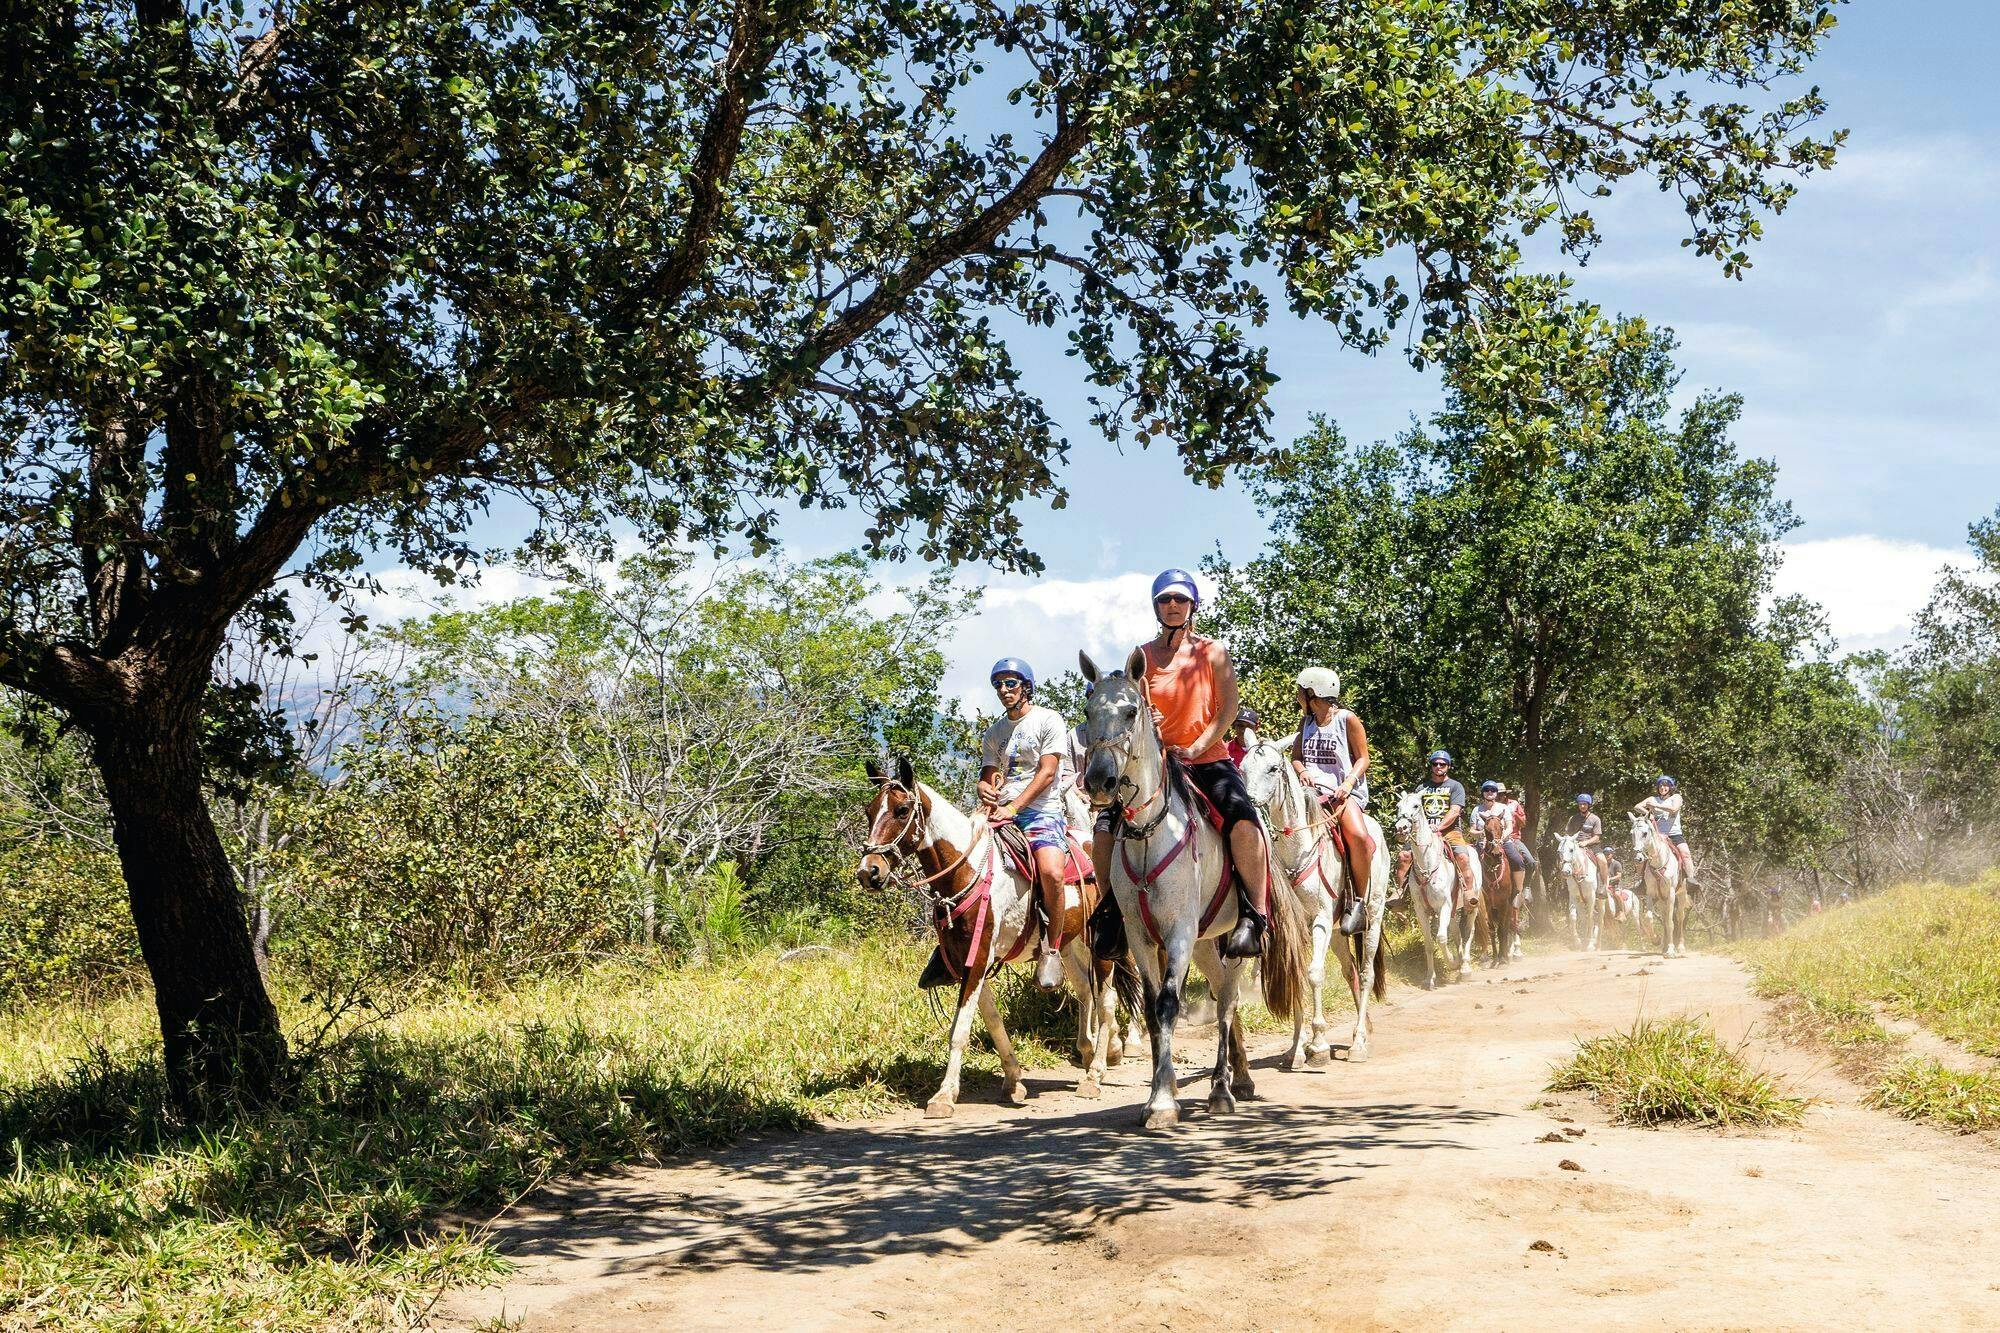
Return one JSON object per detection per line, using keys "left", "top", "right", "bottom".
{"left": 1209, "top": 324, "right": 1868, "bottom": 884}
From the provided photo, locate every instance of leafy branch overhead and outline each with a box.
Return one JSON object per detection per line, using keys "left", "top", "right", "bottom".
{"left": 3, "top": 1, "right": 1841, "bottom": 683}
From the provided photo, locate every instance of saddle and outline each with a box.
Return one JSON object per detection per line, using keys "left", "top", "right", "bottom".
{"left": 992, "top": 819, "right": 1094, "bottom": 885}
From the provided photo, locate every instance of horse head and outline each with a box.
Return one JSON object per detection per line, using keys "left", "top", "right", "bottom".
{"left": 1078, "top": 650, "right": 1155, "bottom": 809}
{"left": 1627, "top": 812, "right": 1652, "bottom": 857}
{"left": 1556, "top": 833, "right": 1581, "bottom": 876}
{"left": 856, "top": 756, "right": 921, "bottom": 890}
{"left": 1393, "top": 789, "right": 1424, "bottom": 839}
{"left": 1237, "top": 728, "right": 1291, "bottom": 811}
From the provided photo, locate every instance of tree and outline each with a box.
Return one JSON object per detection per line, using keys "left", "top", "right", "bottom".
{"left": 1209, "top": 324, "right": 1864, "bottom": 876}
{"left": 0, "top": 0, "right": 1841, "bottom": 1102}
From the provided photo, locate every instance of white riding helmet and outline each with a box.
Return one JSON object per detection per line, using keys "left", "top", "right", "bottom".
{"left": 1295, "top": 666, "right": 1340, "bottom": 700}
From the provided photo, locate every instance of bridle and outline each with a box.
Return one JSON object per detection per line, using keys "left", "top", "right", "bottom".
{"left": 861, "top": 782, "right": 987, "bottom": 897}
{"left": 1082, "top": 687, "right": 1174, "bottom": 840}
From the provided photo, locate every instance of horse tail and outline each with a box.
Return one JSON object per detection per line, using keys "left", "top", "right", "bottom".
{"left": 1260, "top": 868, "right": 1311, "bottom": 1024}
{"left": 1371, "top": 931, "right": 1389, "bottom": 1002}
{"left": 1112, "top": 954, "right": 1142, "bottom": 1014}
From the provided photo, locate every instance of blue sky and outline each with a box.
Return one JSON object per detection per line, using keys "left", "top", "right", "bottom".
{"left": 360, "top": 5, "right": 2000, "bottom": 706}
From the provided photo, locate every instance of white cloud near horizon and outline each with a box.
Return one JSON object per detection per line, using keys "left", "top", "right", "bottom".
{"left": 1771, "top": 534, "right": 1972, "bottom": 649}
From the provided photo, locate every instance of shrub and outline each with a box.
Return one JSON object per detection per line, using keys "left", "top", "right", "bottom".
{"left": 1549, "top": 1015, "right": 1808, "bottom": 1127}
{"left": 0, "top": 841, "right": 139, "bottom": 1007}
{"left": 267, "top": 710, "right": 627, "bottom": 988}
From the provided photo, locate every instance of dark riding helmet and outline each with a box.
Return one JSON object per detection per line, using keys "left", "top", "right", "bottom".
{"left": 1236, "top": 706, "right": 1261, "bottom": 729}
{"left": 1480, "top": 780, "right": 1500, "bottom": 794}
{"left": 1427, "top": 749, "right": 1452, "bottom": 766}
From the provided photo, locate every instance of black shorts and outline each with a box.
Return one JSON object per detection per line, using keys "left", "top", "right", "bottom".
{"left": 1185, "top": 759, "right": 1260, "bottom": 834}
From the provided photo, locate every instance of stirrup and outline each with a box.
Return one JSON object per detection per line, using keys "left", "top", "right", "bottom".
{"left": 1339, "top": 892, "right": 1367, "bottom": 937}
{"left": 1034, "top": 948, "right": 1064, "bottom": 991}
{"left": 1221, "top": 908, "right": 1267, "bottom": 959}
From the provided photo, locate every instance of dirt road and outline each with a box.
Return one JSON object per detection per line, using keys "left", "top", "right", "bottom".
{"left": 441, "top": 950, "right": 2000, "bottom": 1331}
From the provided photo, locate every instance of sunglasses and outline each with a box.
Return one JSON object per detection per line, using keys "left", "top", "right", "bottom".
{"left": 993, "top": 678, "right": 1026, "bottom": 690}
{"left": 1154, "top": 594, "right": 1192, "bottom": 606}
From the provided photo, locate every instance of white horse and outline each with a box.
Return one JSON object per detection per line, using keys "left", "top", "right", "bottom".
{"left": 1556, "top": 833, "right": 1603, "bottom": 949}
{"left": 1238, "top": 731, "right": 1390, "bottom": 1066}
{"left": 1078, "top": 655, "right": 1311, "bottom": 1130}
{"left": 1629, "top": 812, "right": 1690, "bottom": 958}
{"left": 857, "top": 757, "right": 1121, "bottom": 1116}
{"left": 1393, "top": 789, "right": 1477, "bottom": 986}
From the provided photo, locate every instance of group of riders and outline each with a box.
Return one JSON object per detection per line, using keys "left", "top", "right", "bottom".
{"left": 974, "top": 567, "right": 1700, "bottom": 987}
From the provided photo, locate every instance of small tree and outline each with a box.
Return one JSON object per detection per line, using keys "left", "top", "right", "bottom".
{"left": 0, "top": 0, "right": 1841, "bottom": 1103}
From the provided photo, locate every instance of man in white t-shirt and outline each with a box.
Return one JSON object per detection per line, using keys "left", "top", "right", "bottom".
{"left": 979, "top": 657, "right": 1073, "bottom": 990}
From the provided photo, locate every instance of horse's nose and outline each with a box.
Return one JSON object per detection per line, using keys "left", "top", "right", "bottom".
{"left": 1082, "top": 749, "right": 1117, "bottom": 798}
{"left": 856, "top": 860, "right": 882, "bottom": 891}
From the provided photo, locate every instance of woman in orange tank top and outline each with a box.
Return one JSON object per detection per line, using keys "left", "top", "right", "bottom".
{"left": 1122, "top": 567, "right": 1271, "bottom": 958}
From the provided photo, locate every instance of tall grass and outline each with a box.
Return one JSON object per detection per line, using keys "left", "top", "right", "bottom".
{"left": 0, "top": 942, "right": 1086, "bottom": 1332}
{"left": 1735, "top": 875, "right": 2000, "bottom": 1057}
{"left": 1548, "top": 1016, "right": 1808, "bottom": 1127}
{"left": 1733, "top": 874, "right": 2000, "bottom": 1132}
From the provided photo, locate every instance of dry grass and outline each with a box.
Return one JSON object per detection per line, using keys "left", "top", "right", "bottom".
{"left": 0, "top": 941, "right": 1099, "bottom": 1332}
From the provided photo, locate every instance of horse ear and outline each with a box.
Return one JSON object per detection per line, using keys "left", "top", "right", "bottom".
{"left": 894, "top": 756, "right": 916, "bottom": 790}
{"left": 1124, "top": 647, "right": 1146, "bottom": 680}
{"left": 1079, "top": 651, "right": 1099, "bottom": 684}
{"left": 1242, "top": 725, "right": 1259, "bottom": 747}
{"left": 864, "top": 758, "right": 888, "bottom": 785}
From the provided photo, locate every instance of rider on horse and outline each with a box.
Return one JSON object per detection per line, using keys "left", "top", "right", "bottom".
{"left": 1289, "top": 665, "right": 1376, "bottom": 936}
{"left": 1633, "top": 775, "right": 1697, "bottom": 886}
{"left": 1564, "top": 793, "right": 1610, "bottom": 891}
{"left": 978, "top": 657, "right": 1076, "bottom": 990}
{"left": 1494, "top": 779, "right": 1539, "bottom": 882}
{"left": 1397, "top": 750, "right": 1479, "bottom": 903}
{"left": 1091, "top": 568, "right": 1271, "bottom": 959}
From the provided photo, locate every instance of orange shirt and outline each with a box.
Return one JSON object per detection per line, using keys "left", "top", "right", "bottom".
{"left": 1141, "top": 634, "right": 1228, "bottom": 765}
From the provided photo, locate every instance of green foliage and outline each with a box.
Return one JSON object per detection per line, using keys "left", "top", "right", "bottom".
{"left": 1548, "top": 1015, "right": 1808, "bottom": 1127}
{"left": 0, "top": 841, "right": 137, "bottom": 1007}
{"left": 1872, "top": 1059, "right": 2000, "bottom": 1132}
{"left": 1208, "top": 324, "right": 1870, "bottom": 876}
{"left": 0, "top": 941, "right": 1074, "bottom": 1331}
{"left": 267, "top": 709, "right": 627, "bottom": 987}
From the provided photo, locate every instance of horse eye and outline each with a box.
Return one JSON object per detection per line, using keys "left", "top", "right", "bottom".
{"left": 1120, "top": 705, "right": 1138, "bottom": 720}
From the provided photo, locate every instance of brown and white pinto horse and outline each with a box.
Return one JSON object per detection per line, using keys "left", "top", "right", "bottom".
{"left": 857, "top": 756, "right": 1124, "bottom": 1116}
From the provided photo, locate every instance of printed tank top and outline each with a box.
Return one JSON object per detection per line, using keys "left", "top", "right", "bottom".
{"left": 1141, "top": 633, "right": 1228, "bottom": 765}
{"left": 1300, "top": 709, "right": 1368, "bottom": 807}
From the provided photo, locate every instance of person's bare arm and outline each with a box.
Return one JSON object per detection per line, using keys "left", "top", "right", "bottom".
{"left": 1184, "top": 641, "right": 1238, "bottom": 759}
{"left": 1340, "top": 711, "right": 1371, "bottom": 794}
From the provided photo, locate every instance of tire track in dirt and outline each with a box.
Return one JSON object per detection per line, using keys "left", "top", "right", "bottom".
{"left": 440, "top": 950, "right": 2000, "bottom": 1331}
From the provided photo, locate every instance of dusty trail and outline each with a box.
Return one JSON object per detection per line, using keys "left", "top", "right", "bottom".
{"left": 442, "top": 949, "right": 2000, "bottom": 1331}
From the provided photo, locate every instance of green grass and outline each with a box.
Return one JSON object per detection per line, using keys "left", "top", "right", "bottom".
{"left": 1872, "top": 1059, "right": 2000, "bottom": 1131}
{"left": 1734, "top": 875, "right": 2000, "bottom": 1057}
{"left": 0, "top": 941, "right": 1093, "bottom": 1332}
{"left": 1732, "top": 874, "right": 2000, "bottom": 1133}
{"left": 1547, "top": 1016, "right": 1809, "bottom": 1128}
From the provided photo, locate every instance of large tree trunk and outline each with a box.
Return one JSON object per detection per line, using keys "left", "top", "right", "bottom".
{"left": 94, "top": 692, "right": 289, "bottom": 1111}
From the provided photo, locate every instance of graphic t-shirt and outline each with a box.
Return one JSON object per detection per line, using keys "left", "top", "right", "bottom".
{"left": 1565, "top": 811, "right": 1604, "bottom": 846}
{"left": 981, "top": 705, "right": 1068, "bottom": 817}
{"left": 1472, "top": 797, "right": 1508, "bottom": 840}
{"left": 1416, "top": 777, "right": 1466, "bottom": 827}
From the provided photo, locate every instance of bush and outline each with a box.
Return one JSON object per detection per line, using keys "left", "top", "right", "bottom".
{"left": 268, "top": 710, "right": 628, "bottom": 988}
{"left": 1548, "top": 1015, "right": 1808, "bottom": 1127}
{"left": 0, "top": 841, "right": 138, "bottom": 1008}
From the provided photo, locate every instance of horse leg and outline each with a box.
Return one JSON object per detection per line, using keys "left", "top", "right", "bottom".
{"left": 1227, "top": 981, "right": 1256, "bottom": 1098}
{"left": 1202, "top": 944, "right": 1241, "bottom": 1114}
{"left": 928, "top": 972, "right": 985, "bottom": 1117}
{"left": 1292, "top": 891, "right": 1332, "bottom": 1070}
{"left": 1349, "top": 908, "right": 1380, "bottom": 1063}
{"left": 1141, "top": 938, "right": 1189, "bottom": 1130}
{"left": 973, "top": 979, "right": 1030, "bottom": 1106}
{"left": 1067, "top": 945, "right": 1111, "bottom": 1098}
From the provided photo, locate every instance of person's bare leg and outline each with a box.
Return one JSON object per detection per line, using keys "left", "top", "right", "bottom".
{"left": 1337, "top": 801, "right": 1373, "bottom": 933}
{"left": 1034, "top": 844, "right": 1067, "bottom": 989}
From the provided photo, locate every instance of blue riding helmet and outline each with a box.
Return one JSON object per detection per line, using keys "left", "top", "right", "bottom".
{"left": 989, "top": 657, "right": 1035, "bottom": 689}
{"left": 1427, "top": 749, "right": 1452, "bottom": 765}
{"left": 1655, "top": 775, "right": 1677, "bottom": 790}
{"left": 1576, "top": 793, "right": 1594, "bottom": 806}
{"left": 1151, "top": 568, "right": 1200, "bottom": 606}
{"left": 1480, "top": 780, "right": 1500, "bottom": 794}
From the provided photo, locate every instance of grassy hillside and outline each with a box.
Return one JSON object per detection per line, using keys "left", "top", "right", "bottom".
{"left": 1733, "top": 875, "right": 2000, "bottom": 1132}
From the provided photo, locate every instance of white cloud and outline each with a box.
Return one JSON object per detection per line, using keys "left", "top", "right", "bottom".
{"left": 1772, "top": 534, "right": 1974, "bottom": 648}
{"left": 1815, "top": 136, "right": 2000, "bottom": 202}
{"left": 941, "top": 572, "right": 1158, "bottom": 713}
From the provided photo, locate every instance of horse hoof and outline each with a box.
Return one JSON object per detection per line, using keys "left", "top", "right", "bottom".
{"left": 1348, "top": 1043, "right": 1370, "bottom": 1064}
{"left": 1003, "top": 1080, "right": 1030, "bottom": 1106}
{"left": 1206, "top": 1089, "right": 1237, "bottom": 1115}
{"left": 1143, "top": 1105, "right": 1180, "bottom": 1131}
{"left": 1106, "top": 1046, "right": 1125, "bottom": 1068}
{"left": 1306, "top": 1044, "right": 1331, "bottom": 1068}
{"left": 1287, "top": 1051, "right": 1310, "bottom": 1073}
{"left": 1076, "top": 1075, "right": 1103, "bottom": 1099}
{"left": 1231, "top": 1075, "right": 1257, "bottom": 1099}
{"left": 925, "top": 1097, "right": 955, "bottom": 1118}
